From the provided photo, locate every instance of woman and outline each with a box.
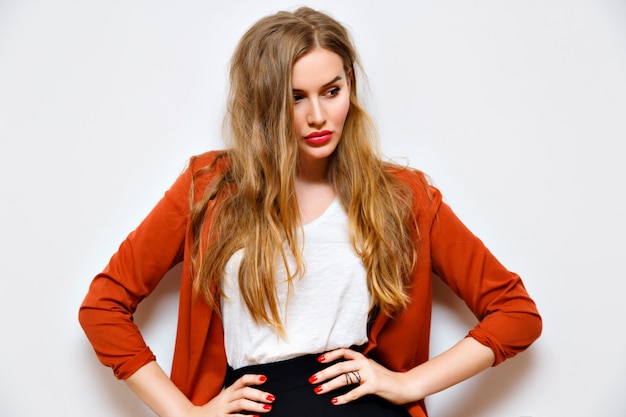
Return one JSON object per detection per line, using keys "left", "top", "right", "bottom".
{"left": 79, "top": 7, "right": 541, "bottom": 417}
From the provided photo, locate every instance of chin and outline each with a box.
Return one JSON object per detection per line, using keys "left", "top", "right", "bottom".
{"left": 299, "top": 145, "right": 338, "bottom": 162}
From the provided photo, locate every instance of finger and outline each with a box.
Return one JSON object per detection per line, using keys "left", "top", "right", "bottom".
{"left": 339, "top": 371, "right": 362, "bottom": 387}
{"left": 225, "top": 379, "right": 276, "bottom": 415}
{"left": 316, "top": 347, "right": 360, "bottom": 363}
{"left": 235, "top": 386, "right": 276, "bottom": 404}
{"left": 226, "top": 374, "right": 276, "bottom": 405}
{"left": 330, "top": 384, "right": 369, "bottom": 406}
{"left": 227, "top": 397, "right": 274, "bottom": 415}
{"left": 312, "top": 369, "right": 362, "bottom": 396}
{"left": 229, "top": 373, "right": 268, "bottom": 390}
{"left": 309, "top": 356, "right": 364, "bottom": 386}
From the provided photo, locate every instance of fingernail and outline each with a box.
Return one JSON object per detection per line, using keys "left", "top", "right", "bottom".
{"left": 331, "top": 398, "right": 338, "bottom": 404}
{"left": 266, "top": 394, "right": 275, "bottom": 402}
{"left": 263, "top": 404, "right": 272, "bottom": 410}
{"left": 314, "top": 386, "right": 323, "bottom": 394}
{"left": 308, "top": 375, "right": 317, "bottom": 383}
{"left": 317, "top": 355, "right": 325, "bottom": 362}
{"left": 259, "top": 375, "right": 267, "bottom": 382}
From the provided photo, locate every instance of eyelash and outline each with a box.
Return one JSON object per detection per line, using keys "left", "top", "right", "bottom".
{"left": 293, "top": 87, "right": 340, "bottom": 103}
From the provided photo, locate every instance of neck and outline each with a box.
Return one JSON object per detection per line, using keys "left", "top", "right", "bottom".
{"left": 296, "top": 157, "right": 330, "bottom": 184}
{"left": 294, "top": 165, "right": 336, "bottom": 224}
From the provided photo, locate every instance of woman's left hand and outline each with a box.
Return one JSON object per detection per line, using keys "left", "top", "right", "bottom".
{"left": 307, "top": 348, "right": 414, "bottom": 406}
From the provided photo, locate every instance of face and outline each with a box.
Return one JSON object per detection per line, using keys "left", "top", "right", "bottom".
{"left": 291, "top": 47, "right": 351, "bottom": 175}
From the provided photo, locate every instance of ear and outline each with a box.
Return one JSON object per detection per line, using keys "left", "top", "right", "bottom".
{"left": 347, "top": 68, "right": 353, "bottom": 91}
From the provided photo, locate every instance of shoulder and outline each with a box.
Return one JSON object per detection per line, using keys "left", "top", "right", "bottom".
{"left": 162, "top": 150, "right": 229, "bottom": 205}
{"left": 188, "top": 150, "right": 230, "bottom": 174}
{"left": 185, "top": 150, "right": 230, "bottom": 187}
{"left": 384, "top": 163, "right": 443, "bottom": 208}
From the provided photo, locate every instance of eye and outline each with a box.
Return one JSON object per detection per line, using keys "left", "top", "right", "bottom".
{"left": 293, "top": 94, "right": 303, "bottom": 104}
{"left": 327, "top": 87, "right": 340, "bottom": 97}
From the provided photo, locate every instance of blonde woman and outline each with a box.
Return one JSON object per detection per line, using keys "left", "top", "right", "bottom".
{"left": 79, "top": 7, "right": 541, "bottom": 417}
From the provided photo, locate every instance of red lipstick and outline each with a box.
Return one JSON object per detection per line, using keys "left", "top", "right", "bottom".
{"left": 304, "top": 130, "right": 333, "bottom": 146}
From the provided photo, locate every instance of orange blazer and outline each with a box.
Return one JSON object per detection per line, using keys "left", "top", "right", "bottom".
{"left": 79, "top": 151, "right": 541, "bottom": 417}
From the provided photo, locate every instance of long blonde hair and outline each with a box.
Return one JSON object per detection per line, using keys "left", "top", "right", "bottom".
{"left": 191, "top": 7, "right": 417, "bottom": 331}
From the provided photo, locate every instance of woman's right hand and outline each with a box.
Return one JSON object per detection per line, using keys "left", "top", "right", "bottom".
{"left": 187, "top": 374, "right": 275, "bottom": 417}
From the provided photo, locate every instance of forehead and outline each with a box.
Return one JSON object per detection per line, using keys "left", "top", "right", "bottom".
{"left": 292, "top": 48, "right": 345, "bottom": 89}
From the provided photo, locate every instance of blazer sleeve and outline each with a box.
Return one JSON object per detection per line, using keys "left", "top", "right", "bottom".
{"left": 78, "top": 163, "right": 192, "bottom": 379}
{"left": 428, "top": 186, "right": 542, "bottom": 366}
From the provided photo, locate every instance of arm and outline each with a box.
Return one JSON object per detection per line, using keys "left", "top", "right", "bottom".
{"left": 124, "top": 361, "right": 275, "bottom": 417}
{"left": 386, "top": 337, "right": 495, "bottom": 404}
{"left": 79, "top": 153, "right": 275, "bottom": 414}
{"left": 79, "top": 152, "right": 222, "bottom": 380}
{"left": 397, "top": 337, "right": 494, "bottom": 402}
{"left": 428, "top": 186, "right": 542, "bottom": 365}
{"left": 125, "top": 362, "right": 196, "bottom": 417}
{"left": 78, "top": 163, "right": 193, "bottom": 378}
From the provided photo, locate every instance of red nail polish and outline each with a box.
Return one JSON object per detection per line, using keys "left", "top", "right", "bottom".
{"left": 308, "top": 375, "right": 317, "bottom": 383}
{"left": 317, "top": 355, "right": 325, "bottom": 362}
{"left": 266, "top": 394, "right": 275, "bottom": 402}
{"left": 314, "top": 386, "right": 323, "bottom": 393}
{"left": 331, "top": 398, "right": 338, "bottom": 404}
{"left": 263, "top": 404, "right": 272, "bottom": 410}
{"left": 259, "top": 375, "right": 267, "bottom": 382}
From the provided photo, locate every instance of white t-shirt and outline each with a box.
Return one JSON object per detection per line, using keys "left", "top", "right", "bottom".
{"left": 220, "top": 199, "right": 370, "bottom": 369}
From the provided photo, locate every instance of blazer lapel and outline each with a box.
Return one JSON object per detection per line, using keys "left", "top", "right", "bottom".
{"left": 364, "top": 311, "right": 388, "bottom": 354}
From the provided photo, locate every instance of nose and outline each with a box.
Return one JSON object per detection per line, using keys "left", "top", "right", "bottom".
{"left": 306, "top": 97, "right": 326, "bottom": 127}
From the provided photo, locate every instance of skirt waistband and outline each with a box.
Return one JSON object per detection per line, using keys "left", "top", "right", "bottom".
{"left": 224, "top": 353, "right": 335, "bottom": 393}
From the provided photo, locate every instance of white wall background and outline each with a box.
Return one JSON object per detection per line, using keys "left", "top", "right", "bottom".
{"left": 1, "top": 0, "right": 625, "bottom": 416}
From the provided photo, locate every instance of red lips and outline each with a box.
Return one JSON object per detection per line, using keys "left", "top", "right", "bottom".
{"left": 304, "top": 130, "right": 333, "bottom": 145}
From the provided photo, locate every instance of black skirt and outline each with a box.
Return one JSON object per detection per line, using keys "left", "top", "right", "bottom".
{"left": 224, "top": 354, "right": 410, "bottom": 417}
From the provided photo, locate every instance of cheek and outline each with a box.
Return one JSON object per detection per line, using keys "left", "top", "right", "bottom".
{"left": 333, "top": 96, "right": 351, "bottom": 126}
{"left": 293, "top": 107, "right": 306, "bottom": 130}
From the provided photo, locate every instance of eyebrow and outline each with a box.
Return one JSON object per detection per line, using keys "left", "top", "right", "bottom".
{"left": 292, "top": 75, "right": 343, "bottom": 92}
